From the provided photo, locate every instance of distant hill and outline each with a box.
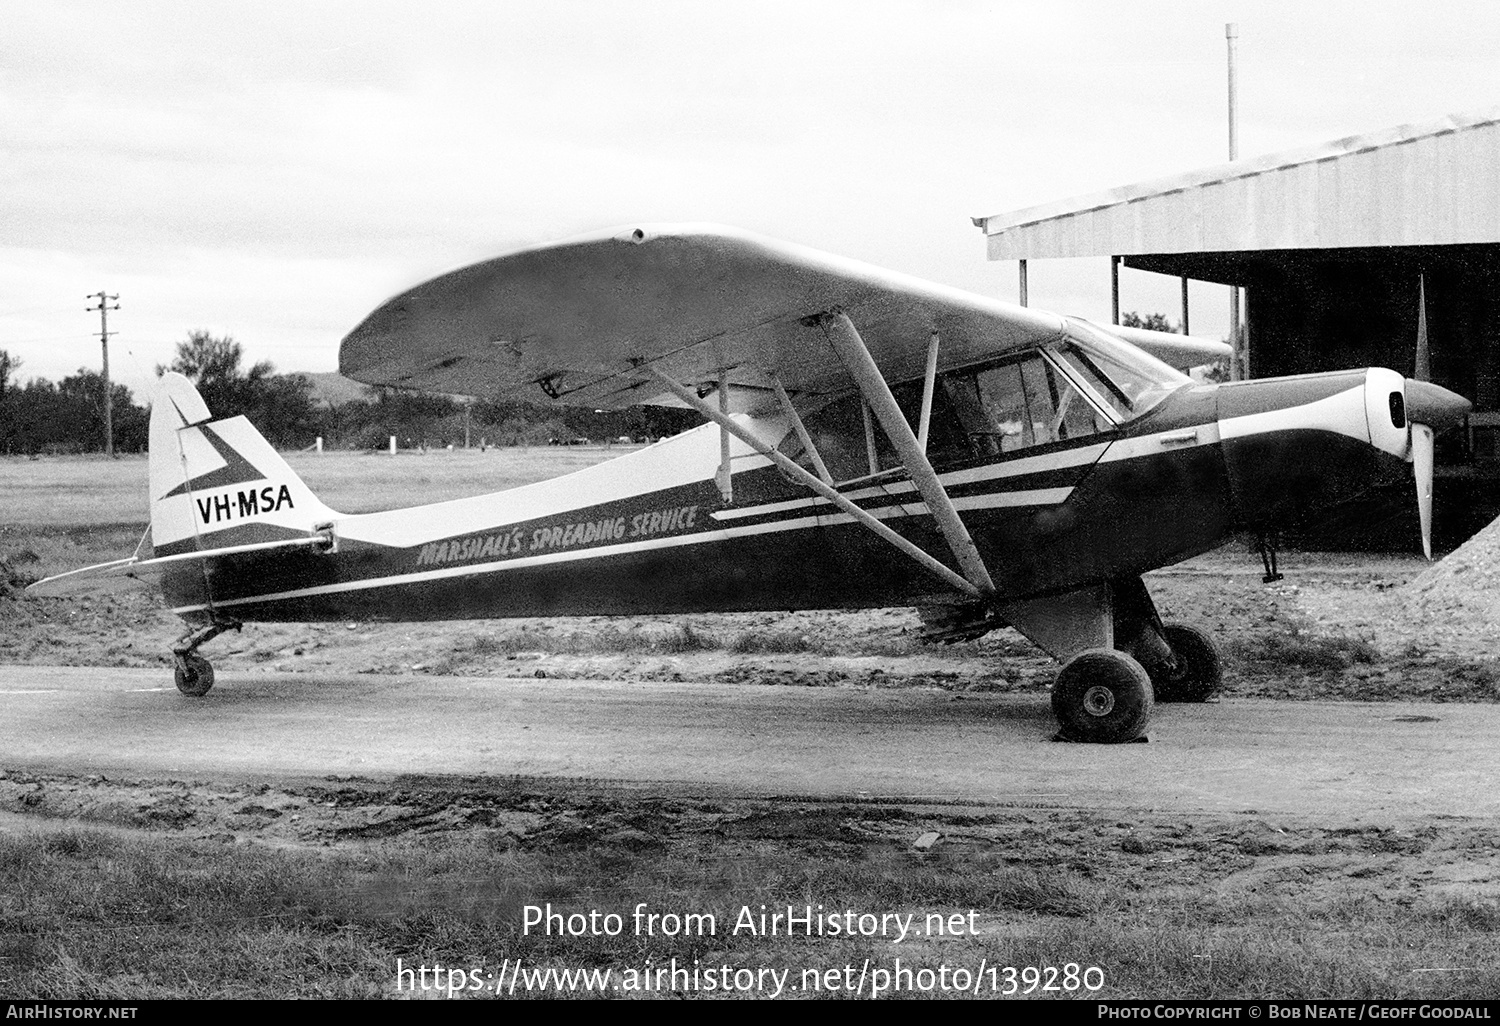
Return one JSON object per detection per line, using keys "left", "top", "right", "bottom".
{"left": 301, "top": 371, "right": 374, "bottom": 408}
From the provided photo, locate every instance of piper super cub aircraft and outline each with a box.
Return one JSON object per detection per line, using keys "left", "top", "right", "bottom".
{"left": 31, "top": 225, "right": 1472, "bottom": 742}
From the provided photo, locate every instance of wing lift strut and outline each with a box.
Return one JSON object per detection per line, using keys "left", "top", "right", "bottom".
{"left": 642, "top": 309, "right": 997, "bottom": 603}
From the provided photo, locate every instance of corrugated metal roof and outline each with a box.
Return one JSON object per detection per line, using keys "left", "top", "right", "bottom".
{"left": 976, "top": 107, "right": 1500, "bottom": 260}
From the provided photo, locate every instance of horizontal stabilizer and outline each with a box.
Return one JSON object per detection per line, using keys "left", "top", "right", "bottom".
{"left": 26, "top": 536, "right": 329, "bottom": 597}
{"left": 24, "top": 557, "right": 162, "bottom": 597}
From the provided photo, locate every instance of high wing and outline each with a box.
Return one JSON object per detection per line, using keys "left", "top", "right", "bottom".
{"left": 339, "top": 223, "right": 1225, "bottom": 411}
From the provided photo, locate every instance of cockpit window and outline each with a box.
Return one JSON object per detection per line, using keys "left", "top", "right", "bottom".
{"left": 958, "top": 354, "right": 1111, "bottom": 455}
{"left": 787, "top": 395, "right": 877, "bottom": 483}
{"left": 781, "top": 349, "right": 1117, "bottom": 483}
{"left": 782, "top": 386, "right": 963, "bottom": 483}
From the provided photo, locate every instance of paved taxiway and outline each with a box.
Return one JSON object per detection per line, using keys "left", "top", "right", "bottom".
{"left": 1, "top": 665, "right": 1494, "bottom": 818}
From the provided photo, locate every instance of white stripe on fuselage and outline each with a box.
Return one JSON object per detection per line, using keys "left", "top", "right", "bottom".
{"left": 1096, "top": 421, "right": 1222, "bottom": 462}
{"left": 712, "top": 441, "right": 1108, "bottom": 522}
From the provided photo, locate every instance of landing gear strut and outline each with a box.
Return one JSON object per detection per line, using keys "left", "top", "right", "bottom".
{"left": 1046, "top": 577, "right": 1223, "bottom": 740}
{"left": 947, "top": 575, "right": 1223, "bottom": 741}
{"left": 1112, "top": 577, "right": 1222, "bottom": 704}
{"left": 171, "top": 620, "right": 240, "bottom": 697}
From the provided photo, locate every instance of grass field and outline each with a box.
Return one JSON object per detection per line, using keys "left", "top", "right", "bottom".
{"left": 3, "top": 452, "right": 1500, "bottom": 1000}
{"left": 3, "top": 773, "right": 1499, "bottom": 1001}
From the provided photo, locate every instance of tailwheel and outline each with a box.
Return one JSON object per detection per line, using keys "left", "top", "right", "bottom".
{"left": 174, "top": 653, "right": 215, "bottom": 697}
{"left": 1051, "top": 648, "right": 1153, "bottom": 743}
{"left": 170, "top": 619, "right": 238, "bottom": 697}
{"left": 1151, "top": 622, "right": 1221, "bottom": 704}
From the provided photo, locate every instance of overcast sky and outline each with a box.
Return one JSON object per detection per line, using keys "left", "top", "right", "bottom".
{"left": 4, "top": 0, "right": 1498, "bottom": 401}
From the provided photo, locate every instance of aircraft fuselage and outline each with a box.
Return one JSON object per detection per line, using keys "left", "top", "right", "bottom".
{"left": 162, "top": 367, "right": 1414, "bottom": 626}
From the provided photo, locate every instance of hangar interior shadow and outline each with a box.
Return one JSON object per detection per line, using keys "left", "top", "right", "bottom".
{"left": 1129, "top": 244, "right": 1500, "bottom": 548}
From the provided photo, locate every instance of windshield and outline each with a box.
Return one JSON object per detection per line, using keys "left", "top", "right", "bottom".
{"left": 1055, "top": 322, "right": 1190, "bottom": 419}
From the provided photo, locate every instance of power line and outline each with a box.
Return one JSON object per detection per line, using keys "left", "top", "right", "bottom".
{"left": 85, "top": 291, "right": 119, "bottom": 457}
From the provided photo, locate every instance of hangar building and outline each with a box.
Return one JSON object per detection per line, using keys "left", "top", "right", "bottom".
{"left": 973, "top": 108, "right": 1500, "bottom": 544}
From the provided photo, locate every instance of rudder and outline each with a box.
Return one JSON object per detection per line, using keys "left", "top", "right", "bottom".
{"left": 149, "top": 373, "right": 337, "bottom": 557}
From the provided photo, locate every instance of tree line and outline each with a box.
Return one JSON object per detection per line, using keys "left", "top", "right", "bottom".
{"left": 2, "top": 315, "right": 1199, "bottom": 456}
{"left": 0, "top": 331, "right": 701, "bottom": 456}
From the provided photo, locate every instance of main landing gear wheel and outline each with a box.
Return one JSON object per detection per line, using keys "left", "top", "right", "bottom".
{"left": 1151, "top": 622, "right": 1221, "bottom": 704}
{"left": 1051, "top": 649, "right": 1154, "bottom": 743}
{"left": 174, "top": 653, "right": 215, "bottom": 697}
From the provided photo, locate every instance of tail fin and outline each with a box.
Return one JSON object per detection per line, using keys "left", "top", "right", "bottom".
{"left": 149, "top": 373, "right": 338, "bottom": 557}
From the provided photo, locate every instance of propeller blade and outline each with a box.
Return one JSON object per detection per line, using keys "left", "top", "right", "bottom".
{"left": 1412, "top": 422, "right": 1434, "bottom": 560}
{"left": 1414, "top": 274, "right": 1430, "bottom": 381}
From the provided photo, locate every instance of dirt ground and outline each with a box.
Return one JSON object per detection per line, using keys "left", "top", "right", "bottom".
{"left": 4, "top": 764, "right": 1500, "bottom": 909}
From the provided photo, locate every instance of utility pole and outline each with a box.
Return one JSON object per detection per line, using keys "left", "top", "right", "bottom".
{"left": 1226, "top": 23, "right": 1244, "bottom": 380}
{"left": 85, "top": 291, "right": 119, "bottom": 456}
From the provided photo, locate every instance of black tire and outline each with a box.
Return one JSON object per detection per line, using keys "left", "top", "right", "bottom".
{"left": 174, "top": 653, "right": 214, "bottom": 697}
{"left": 1152, "top": 623, "right": 1221, "bottom": 703}
{"left": 1051, "top": 648, "right": 1153, "bottom": 743}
